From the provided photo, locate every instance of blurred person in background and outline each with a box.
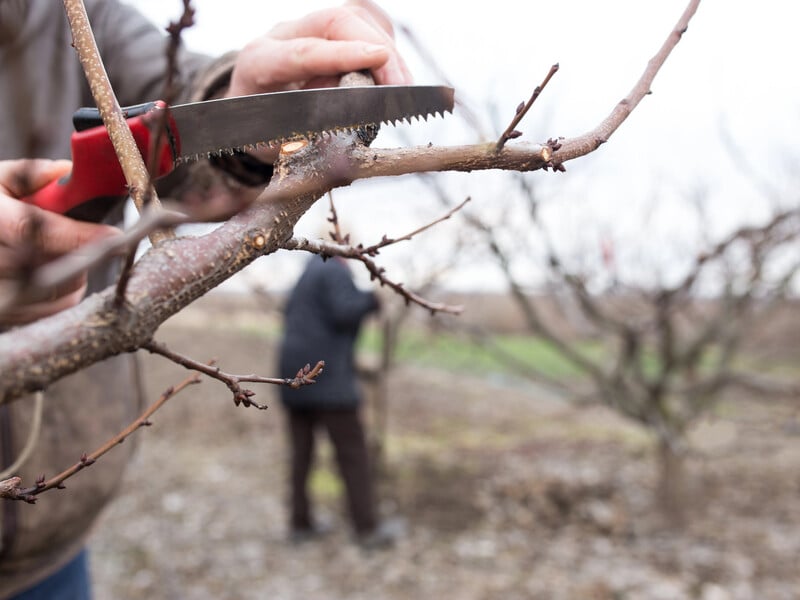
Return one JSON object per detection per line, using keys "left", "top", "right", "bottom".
{"left": 278, "top": 254, "right": 398, "bottom": 549}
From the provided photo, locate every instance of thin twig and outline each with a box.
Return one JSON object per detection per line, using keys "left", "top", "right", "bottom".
{"left": 284, "top": 236, "right": 463, "bottom": 315}
{"left": 0, "top": 392, "right": 43, "bottom": 481}
{"left": 116, "top": 2, "right": 196, "bottom": 303}
{"left": 113, "top": 250, "right": 137, "bottom": 308}
{"left": 358, "top": 197, "right": 471, "bottom": 257}
{"left": 143, "top": 340, "right": 324, "bottom": 408}
{"left": 1, "top": 373, "right": 200, "bottom": 502}
{"left": 145, "top": 0, "right": 195, "bottom": 180}
{"left": 553, "top": 0, "right": 701, "bottom": 164}
{"left": 496, "top": 63, "right": 559, "bottom": 152}
{"left": 286, "top": 198, "right": 470, "bottom": 315}
{"left": 327, "top": 191, "right": 346, "bottom": 243}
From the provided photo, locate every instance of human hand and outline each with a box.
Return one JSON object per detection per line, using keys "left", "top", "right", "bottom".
{"left": 0, "top": 159, "right": 121, "bottom": 325}
{"left": 227, "top": 0, "right": 412, "bottom": 98}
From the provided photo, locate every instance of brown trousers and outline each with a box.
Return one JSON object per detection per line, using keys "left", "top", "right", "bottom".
{"left": 286, "top": 408, "right": 377, "bottom": 534}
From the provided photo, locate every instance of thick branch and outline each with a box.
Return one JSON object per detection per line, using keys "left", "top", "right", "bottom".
{"left": 0, "top": 135, "right": 355, "bottom": 404}
{"left": 0, "top": 134, "right": 662, "bottom": 405}
{"left": 351, "top": 142, "right": 552, "bottom": 177}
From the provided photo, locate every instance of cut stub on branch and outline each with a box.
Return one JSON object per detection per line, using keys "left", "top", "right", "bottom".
{"left": 0, "top": 477, "right": 36, "bottom": 503}
{"left": 280, "top": 140, "right": 309, "bottom": 155}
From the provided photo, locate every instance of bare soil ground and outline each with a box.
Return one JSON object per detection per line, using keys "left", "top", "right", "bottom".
{"left": 89, "top": 296, "right": 800, "bottom": 600}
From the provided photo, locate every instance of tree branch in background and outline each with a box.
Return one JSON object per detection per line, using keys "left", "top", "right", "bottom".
{"left": 401, "top": 21, "right": 798, "bottom": 517}
{"left": 397, "top": 23, "right": 488, "bottom": 138}
{"left": 462, "top": 162, "right": 799, "bottom": 520}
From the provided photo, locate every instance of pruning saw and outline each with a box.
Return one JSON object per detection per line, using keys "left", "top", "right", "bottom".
{"left": 22, "top": 84, "right": 454, "bottom": 215}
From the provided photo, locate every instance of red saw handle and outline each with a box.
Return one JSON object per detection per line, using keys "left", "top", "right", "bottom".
{"left": 21, "top": 101, "right": 180, "bottom": 215}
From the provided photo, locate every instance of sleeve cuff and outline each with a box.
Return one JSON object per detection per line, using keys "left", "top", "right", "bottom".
{"left": 191, "top": 51, "right": 273, "bottom": 187}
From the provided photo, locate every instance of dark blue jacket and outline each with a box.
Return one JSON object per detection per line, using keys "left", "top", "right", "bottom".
{"left": 279, "top": 256, "right": 379, "bottom": 410}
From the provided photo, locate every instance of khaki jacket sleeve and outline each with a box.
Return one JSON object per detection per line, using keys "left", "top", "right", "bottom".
{"left": 85, "top": 0, "right": 213, "bottom": 106}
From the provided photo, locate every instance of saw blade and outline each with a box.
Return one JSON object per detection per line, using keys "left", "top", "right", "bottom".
{"left": 170, "top": 85, "right": 454, "bottom": 162}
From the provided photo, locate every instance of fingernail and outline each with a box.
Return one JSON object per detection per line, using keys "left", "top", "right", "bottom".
{"left": 363, "top": 43, "right": 387, "bottom": 55}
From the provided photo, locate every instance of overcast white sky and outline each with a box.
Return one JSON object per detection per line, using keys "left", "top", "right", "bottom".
{"left": 131, "top": 1, "right": 800, "bottom": 292}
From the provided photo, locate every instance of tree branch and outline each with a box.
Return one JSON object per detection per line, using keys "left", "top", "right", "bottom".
{"left": 0, "top": 0, "right": 702, "bottom": 405}
{"left": 62, "top": 0, "right": 171, "bottom": 244}
{"left": 496, "top": 63, "right": 560, "bottom": 152}
{"left": 0, "top": 373, "right": 200, "bottom": 502}
{"left": 551, "top": 0, "right": 700, "bottom": 165}
{"left": 143, "top": 340, "right": 324, "bottom": 409}
{"left": 283, "top": 236, "right": 463, "bottom": 315}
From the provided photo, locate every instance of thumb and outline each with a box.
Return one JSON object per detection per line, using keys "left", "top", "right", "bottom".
{"left": 0, "top": 159, "right": 73, "bottom": 198}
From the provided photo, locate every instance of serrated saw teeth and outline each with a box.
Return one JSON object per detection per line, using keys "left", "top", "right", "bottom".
{"left": 178, "top": 117, "right": 404, "bottom": 163}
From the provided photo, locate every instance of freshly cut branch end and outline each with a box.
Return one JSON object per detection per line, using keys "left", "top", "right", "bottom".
{"left": 281, "top": 140, "right": 309, "bottom": 155}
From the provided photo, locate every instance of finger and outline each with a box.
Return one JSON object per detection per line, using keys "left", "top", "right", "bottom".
{"left": 269, "top": 7, "right": 394, "bottom": 41}
{"left": 0, "top": 159, "right": 72, "bottom": 198}
{"left": 233, "top": 37, "right": 394, "bottom": 95}
{"left": 0, "top": 280, "right": 87, "bottom": 326}
{"left": 268, "top": 7, "right": 411, "bottom": 85}
{"left": 21, "top": 272, "right": 87, "bottom": 305}
{"left": 0, "top": 195, "right": 121, "bottom": 256}
{"left": 0, "top": 248, "right": 42, "bottom": 276}
{"left": 344, "top": 0, "right": 395, "bottom": 38}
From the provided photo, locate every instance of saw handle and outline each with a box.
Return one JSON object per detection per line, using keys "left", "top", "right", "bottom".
{"left": 21, "top": 101, "right": 179, "bottom": 215}
{"left": 339, "top": 70, "right": 375, "bottom": 88}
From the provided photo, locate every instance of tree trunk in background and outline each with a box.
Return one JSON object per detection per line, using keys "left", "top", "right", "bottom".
{"left": 656, "top": 438, "right": 688, "bottom": 527}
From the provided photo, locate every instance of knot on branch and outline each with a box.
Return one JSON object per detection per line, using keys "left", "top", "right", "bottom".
{"left": 246, "top": 228, "right": 268, "bottom": 251}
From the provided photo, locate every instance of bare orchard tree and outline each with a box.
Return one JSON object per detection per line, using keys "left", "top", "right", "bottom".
{"left": 0, "top": 0, "right": 701, "bottom": 501}
{"left": 449, "top": 167, "right": 800, "bottom": 522}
